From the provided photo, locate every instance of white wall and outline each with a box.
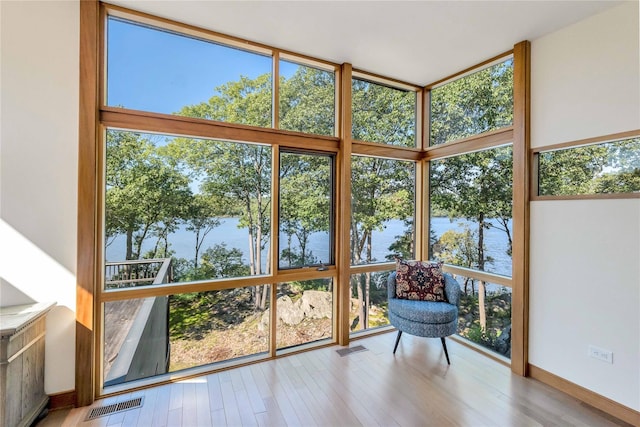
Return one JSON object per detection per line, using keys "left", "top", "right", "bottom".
{"left": 0, "top": 0, "right": 79, "bottom": 394}
{"left": 530, "top": 1, "right": 640, "bottom": 411}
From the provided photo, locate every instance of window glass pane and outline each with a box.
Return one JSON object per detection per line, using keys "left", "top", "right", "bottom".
{"left": 107, "top": 17, "right": 272, "bottom": 128}
{"left": 276, "top": 278, "right": 333, "bottom": 349}
{"left": 104, "top": 285, "right": 270, "bottom": 386}
{"left": 429, "top": 145, "right": 513, "bottom": 277}
{"left": 430, "top": 59, "right": 513, "bottom": 145}
{"left": 279, "top": 60, "right": 335, "bottom": 136}
{"left": 104, "top": 130, "right": 271, "bottom": 288}
{"left": 349, "top": 270, "right": 392, "bottom": 332}
{"left": 352, "top": 79, "right": 416, "bottom": 147}
{"left": 351, "top": 157, "right": 415, "bottom": 265}
{"left": 452, "top": 274, "right": 512, "bottom": 359}
{"left": 538, "top": 137, "right": 640, "bottom": 196}
{"left": 279, "top": 152, "right": 333, "bottom": 269}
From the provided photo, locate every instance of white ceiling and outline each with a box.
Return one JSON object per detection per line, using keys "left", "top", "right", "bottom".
{"left": 105, "top": 0, "right": 623, "bottom": 86}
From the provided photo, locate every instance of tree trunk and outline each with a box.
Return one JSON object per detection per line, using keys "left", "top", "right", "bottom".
{"left": 247, "top": 231, "right": 256, "bottom": 276}
{"left": 162, "top": 228, "right": 169, "bottom": 258}
{"left": 194, "top": 228, "right": 201, "bottom": 269}
{"left": 478, "top": 280, "right": 487, "bottom": 330}
{"left": 356, "top": 276, "right": 365, "bottom": 331}
{"left": 364, "top": 233, "right": 373, "bottom": 329}
{"left": 255, "top": 223, "right": 262, "bottom": 275}
{"left": 477, "top": 213, "right": 487, "bottom": 331}
{"left": 259, "top": 284, "right": 268, "bottom": 311}
{"left": 133, "top": 223, "right": 153, "bottom": 260}
{"left": 126, "top": 229, "right": 133, "bottom": 260}
{"left": 364, "top": 272, "right": 371, "bottom": 329}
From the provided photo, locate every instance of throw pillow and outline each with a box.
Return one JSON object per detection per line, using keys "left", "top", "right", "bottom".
{"left": 395, "top": 259, "right": 446, "bottom": 302}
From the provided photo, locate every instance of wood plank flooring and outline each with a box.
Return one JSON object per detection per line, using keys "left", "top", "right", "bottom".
{"left": 38, "top": 332, "right": 631, "bottom": 426}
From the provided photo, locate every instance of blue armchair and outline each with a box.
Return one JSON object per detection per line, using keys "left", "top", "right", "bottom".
{"left": 387, "top": 271, "right": 461, "bottom": 364}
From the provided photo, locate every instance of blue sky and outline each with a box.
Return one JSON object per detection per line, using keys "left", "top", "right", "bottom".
{"left": 107, "top": 17, "right": 298, "bottom": 115}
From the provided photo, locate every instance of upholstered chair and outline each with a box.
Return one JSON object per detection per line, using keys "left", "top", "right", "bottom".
{"left": 387, "top": 270, "right": 461, "bottom": 364}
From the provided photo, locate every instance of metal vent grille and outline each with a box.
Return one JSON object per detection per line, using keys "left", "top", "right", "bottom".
{"left": 86, "top": 397, "right": 144, "bottom": 421}
{"left": 336, "top": 345, "right": 368, "bottom": 357}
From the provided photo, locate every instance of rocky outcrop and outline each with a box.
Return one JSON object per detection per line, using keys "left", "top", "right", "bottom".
{"left": 259, "top": 290, "right": 332, "bottom": 331}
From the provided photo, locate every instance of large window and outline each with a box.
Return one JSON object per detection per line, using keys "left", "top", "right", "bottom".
{"left": 428, "top": 57, "right": 514, "bottom": 358}
{"left": 107, "top": 17, "right": 273, "bottom": 127}
{"left": 81, "top": 3, "right": 526, "bottom": 402}
{"left": 104, "top": 130, "right": 272, "bottom": 286}
{"left": 349, "top": 156, "right": 416, "bottom": 332}
{"left": 98, "top": 6, "right": 346, "bottom": 394}
{"left": 350, "top": 156, "right": 415, "bottom": 265}
{"left": 279, "top": 151, "right": 334, "bottom": 269}
{"left": 430, "top": 146, "right": 513, "bottom": 277}
{"left": 103, "top": 285, "right": 270, "bottom": 386}
{"left": 430, "top": 59, "right": 513, "bottom": 146}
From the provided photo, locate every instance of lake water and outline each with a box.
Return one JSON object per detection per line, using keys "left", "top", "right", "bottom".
{"left": 106, "top": 217, "right": 512, "bottom": 278}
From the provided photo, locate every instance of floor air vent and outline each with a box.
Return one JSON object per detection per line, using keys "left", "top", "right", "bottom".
{"left": 85, "top": 397, "right": 144, "bottom": 421}
{"left": 336, "top": 345, "right": 368, "bottom": 356}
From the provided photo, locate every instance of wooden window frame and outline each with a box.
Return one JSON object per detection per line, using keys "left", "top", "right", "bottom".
{"left": 78, "top": 0, "right": 529, "bottom": 405}
{"left": 531, "top": 129, "right": 640, "bottom": 201}
{"left": 423, "top": 44, "right": 529, "bottom": 376}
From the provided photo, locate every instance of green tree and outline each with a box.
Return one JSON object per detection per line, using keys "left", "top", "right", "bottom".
{"left": 279, "top": 152, "right": 331, "bottom": 268}
{"left": 105, "top": 130, "right": 192, "bottom": 260}
{"left": 538, "top": 145, "right": 608, "bottom": 196}
{"left": 350, "top": 158, "right": 414, "bottom": 330}
{"left": 185, "top": 194, "right": 222, "bottom": 269}
{"left": 593, "top": 169, "right": 640, "bottom": 193}
{"left": 430, "top": 59, "right": 513, "bottom": 145}
{"left": 173, "top": 76, "right": 273, "bottom": 309}
{"left": 197, "top": 244, "right": 250, "bottom": 279}
{"left": 352, "top": 79, "right": 416, "bottom": 147}
{"left": 279, "top": 66, "right": 335, "bottom": 136}
{"left": 539, "top": 138, "right": 640, "bottom": 196}
{"left": 429, "top": 60, "right": 514, "bottom": 332}
{"left": 430, "top": 146, "right": 512, "bottom": 329}
{"left": 179, "top": 74, "right": 272, "bottom": 127}
{"left": 349, "top": 79, "right": 417, "bottom": 330}
{"left": 433, "top": 226, "right": 480, "bottom": 295}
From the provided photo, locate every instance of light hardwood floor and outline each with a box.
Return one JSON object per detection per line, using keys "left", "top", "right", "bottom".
{"left": 39, "top": 332, "right": 630, "bottom": 426}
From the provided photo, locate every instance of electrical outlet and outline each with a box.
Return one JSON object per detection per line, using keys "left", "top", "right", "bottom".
{"left": 588, "top": 345, "right": 613, "bottom": 364}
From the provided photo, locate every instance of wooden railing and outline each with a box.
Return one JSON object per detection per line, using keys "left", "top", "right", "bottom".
{"left": 105, "top": 258, "right": 172, "bottom": 289}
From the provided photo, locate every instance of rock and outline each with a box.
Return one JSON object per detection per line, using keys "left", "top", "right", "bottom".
{"left": 300, "top": 290, "right": 332, "bottom": 319}
{"left": 278, "top": 295, "right": 305, "bottom": 325}
{"left": 260, "top": 290, "right": 333, "bottom": 327}
{"left": 495, "top": 324, "right": 511, "bottom": 356}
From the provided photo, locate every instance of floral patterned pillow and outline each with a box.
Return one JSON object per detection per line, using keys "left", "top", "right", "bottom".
{"left": 395, "top": 259, "right": 446, "bottom": 302}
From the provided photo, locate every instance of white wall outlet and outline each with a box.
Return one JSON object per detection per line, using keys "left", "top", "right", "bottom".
{"left": 588, "top": 345, "right": 613, "bottom": 364}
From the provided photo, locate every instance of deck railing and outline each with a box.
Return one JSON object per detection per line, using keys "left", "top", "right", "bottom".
{"left": 104, "top": 258, "right": 172, "bottom": 387}
{"left": 105, "top": 258, "right": 172, "bottom": 289}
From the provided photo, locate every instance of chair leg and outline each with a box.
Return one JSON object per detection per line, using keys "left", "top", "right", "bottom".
{"left": 393, "top": 330, "right": 403, "bottom": 354}
{"left": 441, "top": 337, "right": 451, "bottom": 365}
